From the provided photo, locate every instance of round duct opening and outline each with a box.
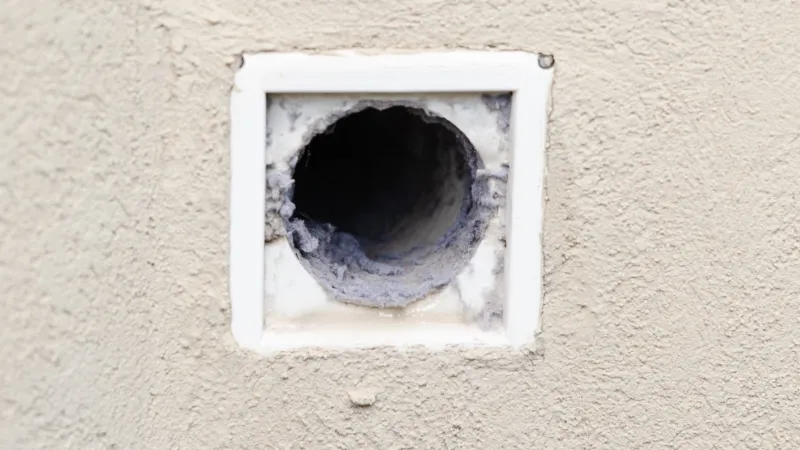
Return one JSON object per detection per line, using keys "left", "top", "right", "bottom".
{"left": 285, "top": 105, "right": 491, "bottom": 308}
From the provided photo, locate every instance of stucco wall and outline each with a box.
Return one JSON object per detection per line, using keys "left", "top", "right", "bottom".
{"left": 2, "top": 1, "right": 799, "bottom": 448}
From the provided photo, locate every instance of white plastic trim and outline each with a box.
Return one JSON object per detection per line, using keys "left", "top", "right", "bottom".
{"left": 230, "top": 51, "right": 553, "bottom": 352}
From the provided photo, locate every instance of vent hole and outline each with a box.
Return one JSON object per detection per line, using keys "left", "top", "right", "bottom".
{"left": 285, "top": 105, "right": 490, "bottom": 307}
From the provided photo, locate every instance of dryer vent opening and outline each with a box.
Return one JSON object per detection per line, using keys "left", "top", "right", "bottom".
{"left": 285, "top": 105, "right": 492, "bottom": 308}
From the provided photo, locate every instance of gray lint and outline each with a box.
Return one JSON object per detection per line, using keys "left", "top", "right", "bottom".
{"left": 481, "top": 93, "right": 511, "bottom": 133}
{"left": 268, "top": 103, "right": 501, "bottom": 308}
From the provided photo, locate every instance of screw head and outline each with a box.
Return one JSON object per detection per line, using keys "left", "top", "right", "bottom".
{"left": 537, "top": 53, "right": 554, "bottom": 69}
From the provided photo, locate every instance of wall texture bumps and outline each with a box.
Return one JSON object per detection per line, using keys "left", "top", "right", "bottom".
{"left": 2, "top": 1, "right": 799, "bottom": 448}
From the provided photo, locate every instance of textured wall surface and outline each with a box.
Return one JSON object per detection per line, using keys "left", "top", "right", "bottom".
{"left": 2, "top": 1, "right": 800, "bottom": 448}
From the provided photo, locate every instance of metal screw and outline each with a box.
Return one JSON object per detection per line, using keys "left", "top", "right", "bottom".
{"left": 538, "top": 53, "right": 555, "bottom": 69}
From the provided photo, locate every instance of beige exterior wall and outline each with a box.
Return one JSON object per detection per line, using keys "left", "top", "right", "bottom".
{"left": 3, "top": 1, "right": 799, "bottom": 448}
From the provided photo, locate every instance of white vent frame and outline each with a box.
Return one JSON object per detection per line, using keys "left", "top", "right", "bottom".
{"left": 230, "top": 51, "right": 553, "bottom": 352}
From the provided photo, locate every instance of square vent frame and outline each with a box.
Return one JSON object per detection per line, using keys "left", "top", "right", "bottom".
{"left": 230, "top": 51, "right": 553, "bottom": 352}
